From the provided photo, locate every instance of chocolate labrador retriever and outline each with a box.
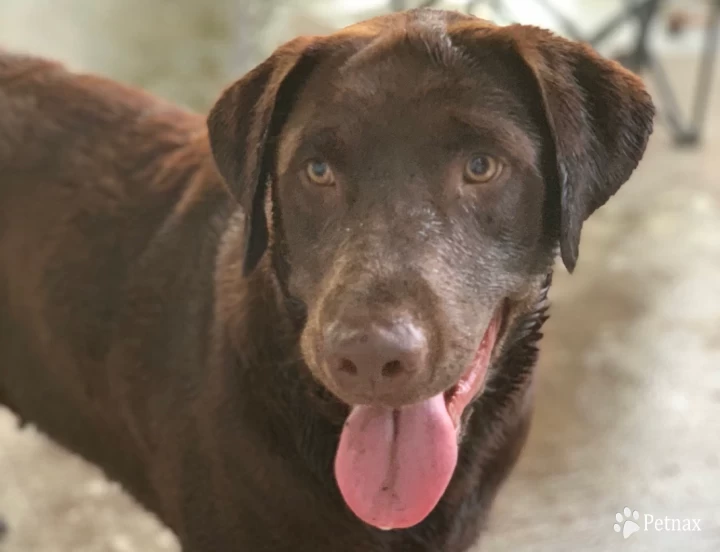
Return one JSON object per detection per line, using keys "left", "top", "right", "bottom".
{"left": 0, "top": 8, "right": 653, "bottom": 552}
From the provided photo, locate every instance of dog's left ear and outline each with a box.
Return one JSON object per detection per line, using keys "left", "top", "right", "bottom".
{"left": 207, "top": 36, "right": 319, "bottom": 276}
{"left": 509, "top": 26, "right": 655, "bottom": 272}
{"left": 455, "top": 23, "right": 655, "bottom": 272}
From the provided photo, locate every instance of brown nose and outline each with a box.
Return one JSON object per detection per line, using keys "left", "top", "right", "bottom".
{"left": 323, "top": 320, "right": 429, "bottom": 404}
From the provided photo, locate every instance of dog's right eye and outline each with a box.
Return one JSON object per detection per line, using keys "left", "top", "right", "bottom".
{"left": 305, "top": 160, "right": 335, "bottom": 186}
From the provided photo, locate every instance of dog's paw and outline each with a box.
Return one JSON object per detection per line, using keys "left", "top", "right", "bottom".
{"left": 613, "top": 507, "right": 640, "bottom": 539}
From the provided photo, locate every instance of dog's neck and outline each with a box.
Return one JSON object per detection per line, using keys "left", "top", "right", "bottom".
{"left": 215, "top": 215, "right": 347, "bottom": 419}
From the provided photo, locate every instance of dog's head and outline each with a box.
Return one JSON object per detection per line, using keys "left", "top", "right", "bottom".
{"left": 208, "top": 8, "right": 653, "bottom": 531}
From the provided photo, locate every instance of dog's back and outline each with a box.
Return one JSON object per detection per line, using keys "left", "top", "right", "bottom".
{"left": 0, "top": 51, "right": 226, "bottom": 511}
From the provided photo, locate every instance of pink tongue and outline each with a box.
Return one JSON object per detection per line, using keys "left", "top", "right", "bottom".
{"left": 334, "top": 394, "right": 458, "bottom": 530}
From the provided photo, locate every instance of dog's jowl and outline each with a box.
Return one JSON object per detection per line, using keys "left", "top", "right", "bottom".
{"left": 0, "top": 8, "right": 653, "bottom": 552}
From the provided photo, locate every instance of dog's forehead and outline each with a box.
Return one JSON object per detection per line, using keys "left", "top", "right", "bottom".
{"left": 298, "top": 18, "right": 516, "bottom": 112}
{"left": 323, "top": 31, "right": 469, "bottom": 103}
{"left": 286, "top": 31, "right": 532, "bottom": 137}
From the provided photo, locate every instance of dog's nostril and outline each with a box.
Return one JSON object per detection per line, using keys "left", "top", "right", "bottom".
{"left": 339, "top": 358, "right": 358, "bottom": 375}
{"left": 324, "top": 320, "right": 428, "bottom": 401}
{"left": 381, "top": 360, "right": 404, "bottom": 378}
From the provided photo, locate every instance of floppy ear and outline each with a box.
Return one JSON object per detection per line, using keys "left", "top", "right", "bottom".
{"left": 509, "top": 26, "right": 655, "bottom": 271}
{"left": 207, "top": 36, "right": 319, "bottom": 275}
{"left": 453, "top": 23, "right": 655, "bottom": 272}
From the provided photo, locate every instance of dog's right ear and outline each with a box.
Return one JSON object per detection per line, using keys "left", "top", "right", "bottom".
{"left": 207, "top": 37, "right": 318, "bottom": 276}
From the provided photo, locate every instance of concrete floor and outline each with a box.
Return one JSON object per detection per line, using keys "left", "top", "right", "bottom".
{"left": 1, "top": 29, "right": 720, "bottom": 552}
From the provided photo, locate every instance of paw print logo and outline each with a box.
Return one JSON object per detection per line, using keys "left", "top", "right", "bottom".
{"left": 614, "top": 507, "right": 640, "bottom": 539}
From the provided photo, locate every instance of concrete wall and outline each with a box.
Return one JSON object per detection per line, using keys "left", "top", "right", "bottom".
{"left": 0, "top": 0, "right": 275, "bottom": 111}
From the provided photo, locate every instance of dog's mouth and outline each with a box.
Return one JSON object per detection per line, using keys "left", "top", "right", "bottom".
{"left": 444, "top": 304, "right": 505, "bottom": 430}
{"left": 334, "top": 303, "right": 506, "bottom": 532}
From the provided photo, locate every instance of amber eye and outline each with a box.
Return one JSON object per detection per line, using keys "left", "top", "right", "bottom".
{"left": 306, "top": 160, "right": 335, "bottom": 186}
{"left": 464, "top": 154, "right": 501, "bottom": 184}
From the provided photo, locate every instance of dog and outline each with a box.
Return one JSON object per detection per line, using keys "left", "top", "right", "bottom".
{"left": 0, "top": 8, "right": 653, "bottom": 552}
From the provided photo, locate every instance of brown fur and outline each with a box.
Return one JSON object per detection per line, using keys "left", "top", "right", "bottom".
{"left": 0, "top": 9, "right": 653, "bottom": 551}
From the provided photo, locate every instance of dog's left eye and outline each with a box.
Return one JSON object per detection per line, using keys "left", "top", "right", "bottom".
{"left": 306, "top": 160, "right": 335, "bottom": 186}
{"left": 464, "top": 154, "right": 501, "bottom": 184}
